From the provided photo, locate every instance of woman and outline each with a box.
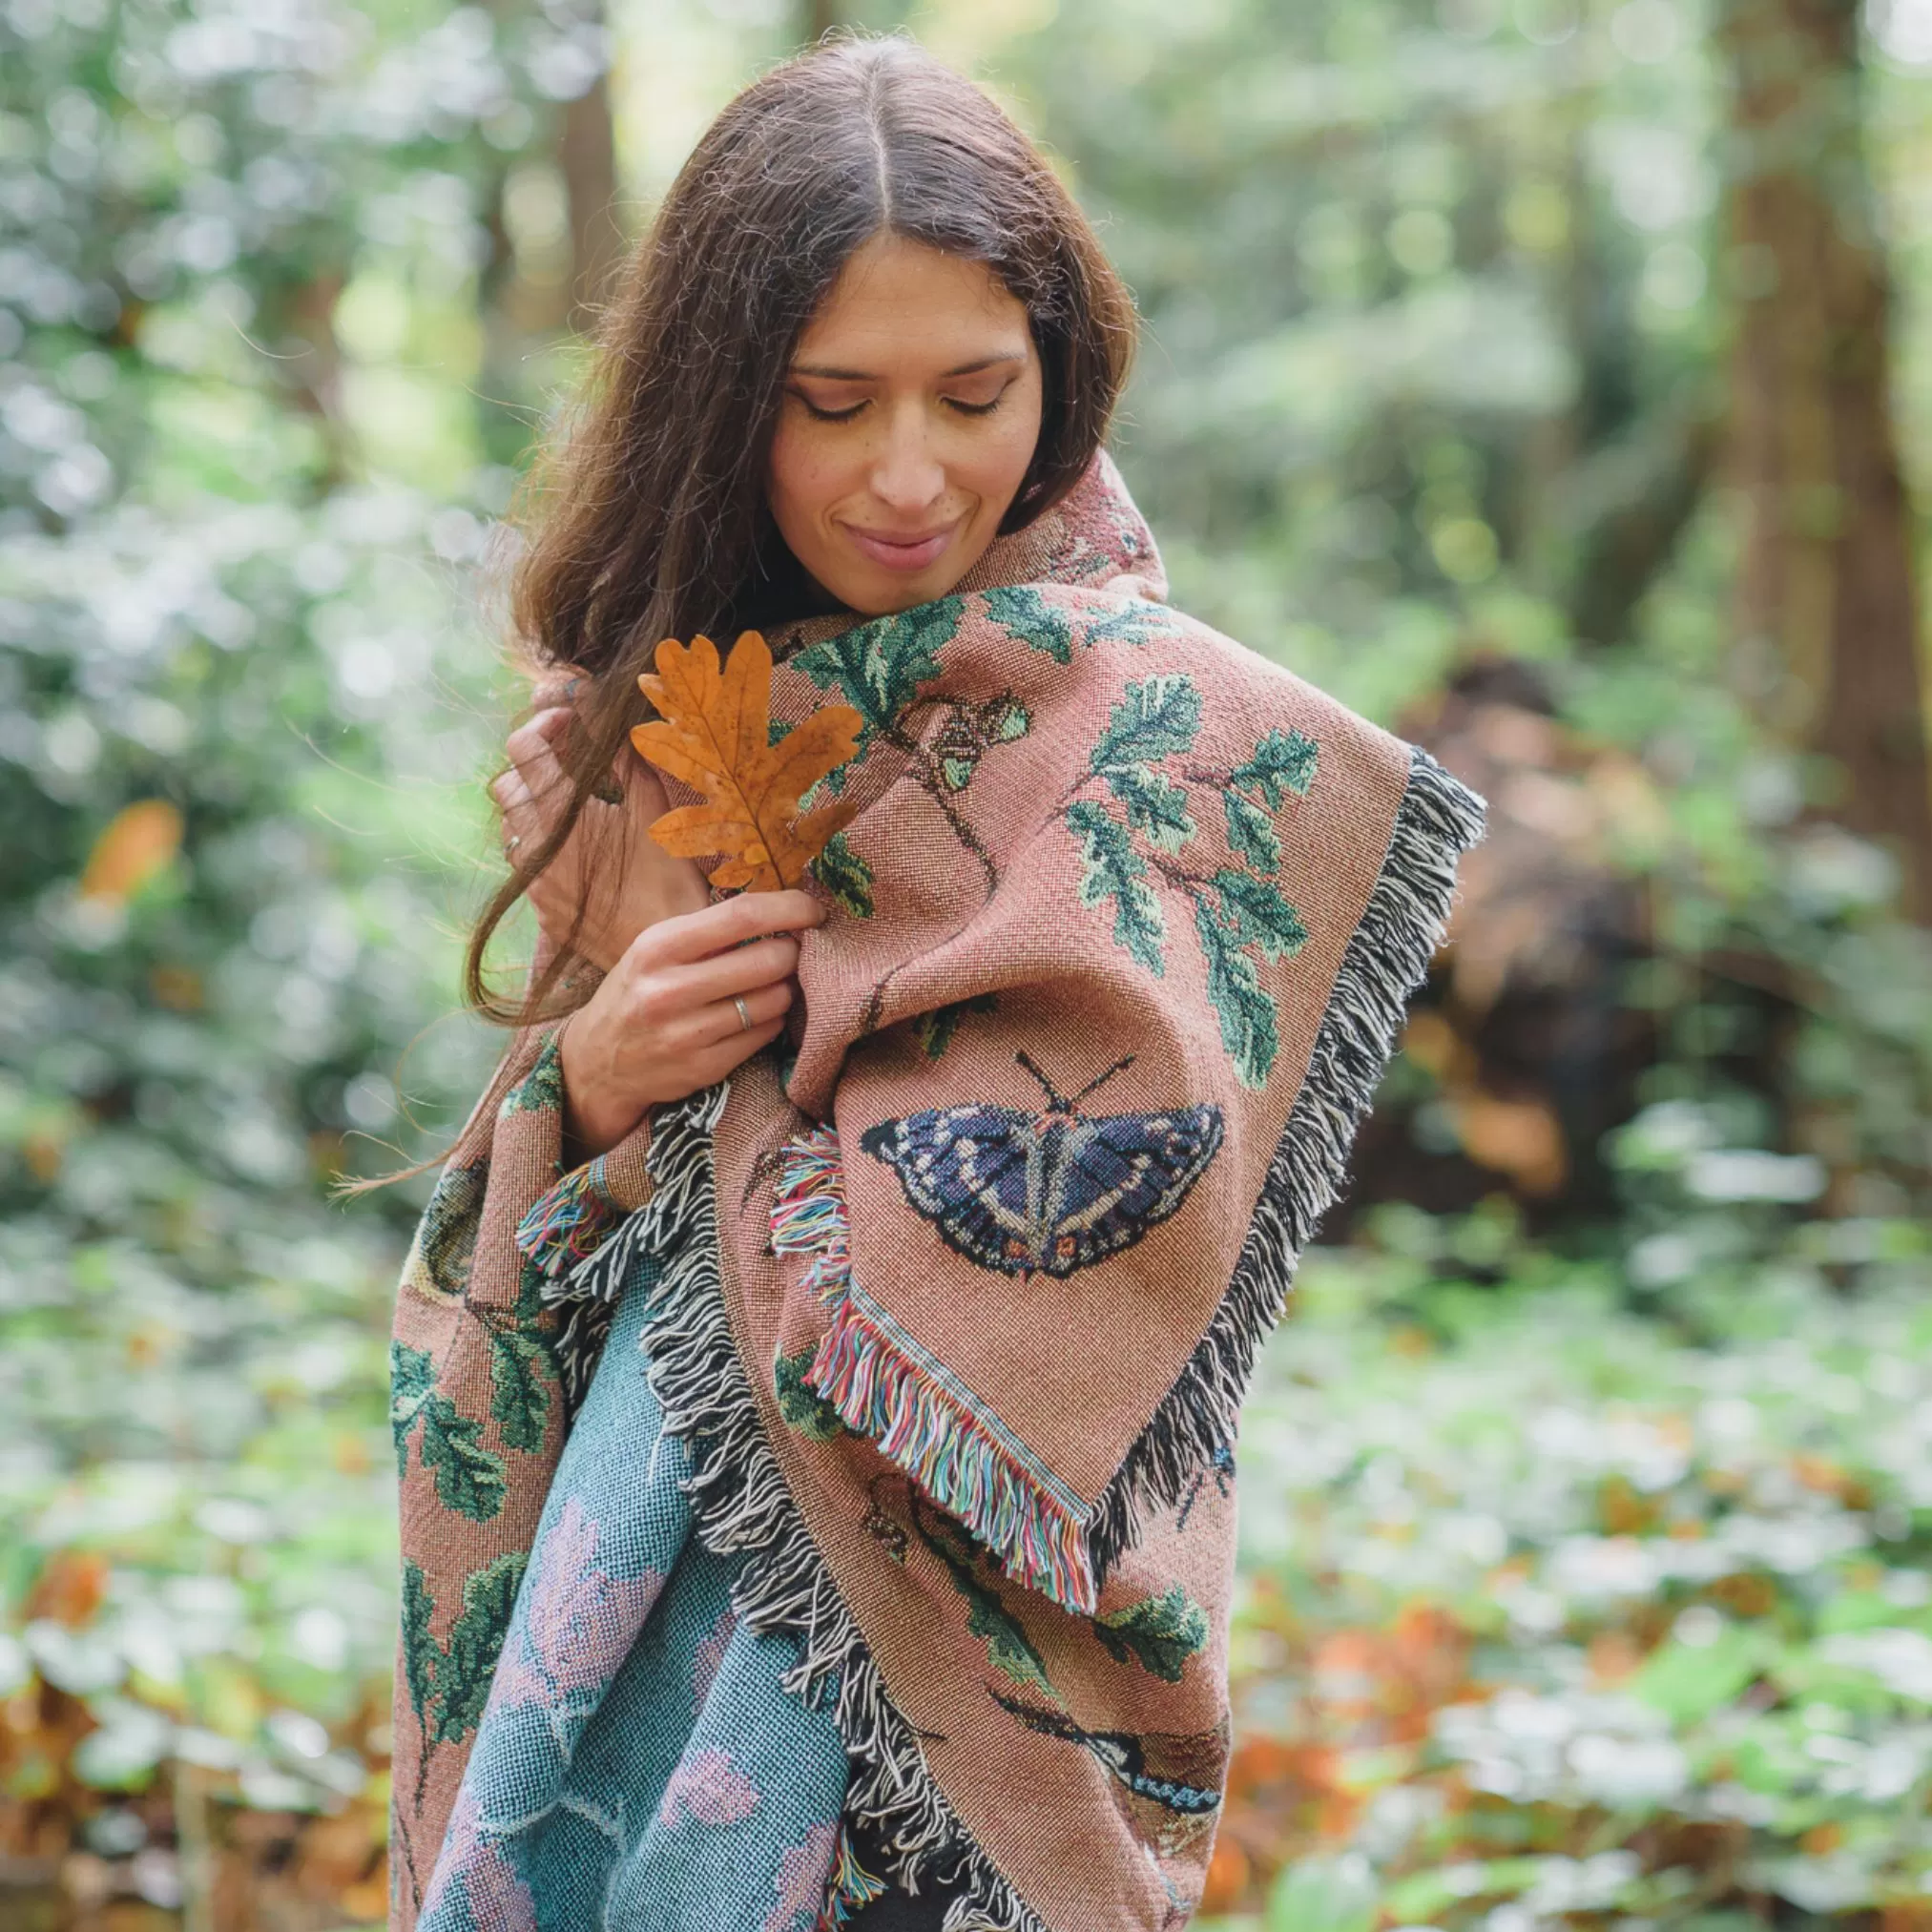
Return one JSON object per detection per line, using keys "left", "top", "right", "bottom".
{"left": 390, "top": 34, "right": 1483, "bottom": 1932}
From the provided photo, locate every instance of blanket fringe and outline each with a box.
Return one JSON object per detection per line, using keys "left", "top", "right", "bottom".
{"left": 1087, "top": 744, "right": 1485, "bottom": 1580}
{"left": 555, "top": 1087, "right": 1046, "bottom": 1932}
{"left": 513, "top": 1157, "right": 619, "bottom": 1279}
{"left": 774, "top": 1133, "right": 1097, "bottom": 1615}
{"left": 816, "top": 1823, "right": 889, "bottom": 1929}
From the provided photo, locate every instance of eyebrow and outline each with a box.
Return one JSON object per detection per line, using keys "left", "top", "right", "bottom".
{"left": 787, "top": 353, "right": 1028, "bottom": 382}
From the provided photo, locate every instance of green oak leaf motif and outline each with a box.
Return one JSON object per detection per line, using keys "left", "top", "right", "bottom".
{"left": 488, "top": 1328, "right": 552, "bottom": 1455}
{"left": 500, "top": 1036, "right": 566, "bottom": 1117}
{"left": 911, "top": 993, "right": 999, "bottom": 1059}
{"left": 1212, "top": 868, "right": 1308, "bottom": 962}
{"left": 391, "top": 1340, "right": 509, "bottom": 1521}
{"left": 1109, "top": 762, "right": 1195, "bottom": 854}
{"left": 1090, "top": 675, "right": 1203, "bottom": 772}
{"left": 1195, "top": 896, "right": 1279, "bottom": 1089}
{"left": 982, "top": 583, "right": 1075, "bottom": 663}
{"left": 1062, "top": 689, "right": 1319, "bottom": 1086}
{"left": 917, "top": 1505, "right": 1056, "bottom": 1700}
{"left": 391, "top": 1341, "right": 437, "bottom": 1478}
{"left": 1068, "top": 800, "right": 1165, "bottom": 974}
{"left": 986, "top": 585, "right": 1168, "bottom": 661}
{"left": 1222, "top": 789, "right": 1280, "bottom": 874}
{"left": 434, "top": 1552, "right": 529, "bottom": 1742}
{"left": 774, "top": 1347, "right": 846, "bottom": 1440}
{"left": 401, "top": 1560, "right": 439, "bottom": 1723}
{"left": 1229, "top": 726, "right": 1319, "bottom": 807}
{"left": 399, "top": 1553, "right": 529, "bottom": 1746}
{"left": 1092, "top": 1584, "right": 1211, "bottom": 1684}
{"left": 794, "top": 595, "right": 964, "bottom": 744}
{"left": 808, "top": 830, "right": 874, "bottom": 920}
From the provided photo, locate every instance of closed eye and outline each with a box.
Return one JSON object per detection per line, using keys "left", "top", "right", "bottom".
{"left": 793, "top": 392, "right": 867, "bottom": 424}
{"left": 945, "top": 394, "right": 1006, "bottom": 418}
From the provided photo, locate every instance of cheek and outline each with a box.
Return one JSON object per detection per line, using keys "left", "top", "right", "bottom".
{"left": 970, "top": 395, "right": 1046, "bottom": 505}
{"left": 767, "top": 425, "right": 847, "bottom": 530}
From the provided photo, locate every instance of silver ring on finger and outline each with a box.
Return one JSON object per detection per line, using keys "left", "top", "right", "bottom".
{"left": 734, "top": 995, "right": 752, "bottom": 1032}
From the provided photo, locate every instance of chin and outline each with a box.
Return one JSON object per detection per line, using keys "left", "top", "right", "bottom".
{"left": 834, "top": 569, "right": 958, "bottom": 617}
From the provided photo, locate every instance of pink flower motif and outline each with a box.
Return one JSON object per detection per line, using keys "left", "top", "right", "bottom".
{"left": 764, "top": 1821, "right": 837, "bottom": 1932}
{"left": 692, "top": 1607, "right": 737, "bottom": 1714}
{"left": 493, "top": 1497, "right": 664, "bottom": 1710}
{"left": 657, "top": 1747, "right": 761, "bottom": 1828}
{"left": 421, "top": 1792, "right": 535, "bottom": 1932}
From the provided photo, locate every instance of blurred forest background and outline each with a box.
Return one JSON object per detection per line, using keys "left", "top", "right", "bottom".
{"left": 3, "top": 0, "right": 1932, "bottom": 1926}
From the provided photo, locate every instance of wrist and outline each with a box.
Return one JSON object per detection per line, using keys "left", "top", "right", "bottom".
{"left": 557, "top": 1017, "right": 640, "bottom": 1159}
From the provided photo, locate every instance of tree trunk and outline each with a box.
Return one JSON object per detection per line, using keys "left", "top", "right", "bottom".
{"left": 801, "top": 0, "right": 842, "bottom": 43}
{"left": 561, "top": 69, "right": 621, "bottom": 331}
{"left": 1718, "top": 0, "right": 1932, "bottom": 916}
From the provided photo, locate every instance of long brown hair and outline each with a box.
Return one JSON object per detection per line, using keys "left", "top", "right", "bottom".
{"left": 471, "top": 33, "right": 1136, "bottom": 1028}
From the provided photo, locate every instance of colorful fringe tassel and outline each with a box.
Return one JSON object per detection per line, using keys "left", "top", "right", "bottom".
{"left": 815, "top": 1822, "right": 888, "bottom": 1930}
{"left": 514, "top": 1157, "right": 619, "bottom": 1279}
{"left": 771, "top": 1131, "right": 1099, "bottom": 1617}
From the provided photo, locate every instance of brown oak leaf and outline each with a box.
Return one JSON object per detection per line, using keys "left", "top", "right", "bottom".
{"left": 631, "top": 631, "right": 862, "bottom": 892}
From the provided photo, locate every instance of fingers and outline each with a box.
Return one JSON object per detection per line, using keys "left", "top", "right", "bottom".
{"left": 506, "top": 709, "right": 574, "bottom": 839}
{"left": 679, "top": 1013, "right": 789, "bottom": 1089}
{"left": 686, "top": 978, "right": 793, "bottom": 1049}
{"left": 490, "top": 768, "right": 542, "bottom": 862}
{"left": 658, "top": 933, "right": 802, "bottom": 1009}
{"left": 642, "top": 889, "right": 825, "bottom": 966}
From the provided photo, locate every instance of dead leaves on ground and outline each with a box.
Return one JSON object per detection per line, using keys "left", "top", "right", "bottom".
{"left": 631, "top": 632, "right": 862, "bottom": 893}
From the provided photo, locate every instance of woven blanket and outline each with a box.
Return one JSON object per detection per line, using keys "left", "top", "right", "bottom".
{"left": 388, "top": 454, "right": 1485, "bottom": 1932}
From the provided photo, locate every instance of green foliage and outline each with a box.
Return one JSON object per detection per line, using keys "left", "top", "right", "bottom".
{"left": 808, "top": 829, "right": 875, "bottom": 920}
{"left": 774, "top": 1346, "right": 846, "bottom": 1441}
{"left": 1193, "top": 895, "right": 1279, "bottom": 1090}
{"left": 1229, "top": 729, "right": 1319, "bottom": 809}
{"left": 434, "top": 1553, "right": 529, "bottom": 1744}
{"left": 982, "top": 584, "right": 1075, "bottom": 663}
{"left": 501, "top": 1037, "right": 567, "bottom": 1117}
{"left": 913, "top": 1504, "right": 1056, "bottom": 1700}
{"left": 1090, "top": 675, "right": 1203, "bottom": 772}
{"left": 1068, "top": 799, "right": 1166, "bottom": 974}
{"left": 1198, "top": 1240, "right": 1932, "bottom": 1930}
{"left": 399, "top": 1552, "right": 529, "bottom": 1748}
{"left": 488, "top": 1328, "right": 553, "bottom": 1456}
{"left": 911, "top": 993, "right": 1000, "bottom": 1059}
{"left": 795, "top": 596, "right": 963, "bottom": 742}
{"left": 1091, "top": 1585, "right": 1210, "bottom": 1683}
{"left": 392, "top": 1340, "right": 508, "bottom": 1521}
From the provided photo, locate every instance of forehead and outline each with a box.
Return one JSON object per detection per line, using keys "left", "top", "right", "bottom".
{"left": 793, "top": 234, "right": 1031, "bottom": 371}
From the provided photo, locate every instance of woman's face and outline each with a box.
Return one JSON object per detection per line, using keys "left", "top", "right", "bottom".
{"left": 767, "top": 233, "right": 1045, "bottom": 616}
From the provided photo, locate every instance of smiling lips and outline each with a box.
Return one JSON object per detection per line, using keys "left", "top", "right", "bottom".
{"left": 841, "top": 519, "right": 960, "bottom": 573}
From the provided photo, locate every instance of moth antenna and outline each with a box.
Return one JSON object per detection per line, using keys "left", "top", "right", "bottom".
{"left": 1070, "top": 1053, "right": 1137, "bottom": 1106}
{"left": 1014, "top": 1049, "right": 1070, "bottom": 1109}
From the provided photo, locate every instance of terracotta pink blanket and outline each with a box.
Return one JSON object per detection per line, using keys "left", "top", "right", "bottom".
{"left": 390, "top": 456, "right": 1485, "bottom": 1931}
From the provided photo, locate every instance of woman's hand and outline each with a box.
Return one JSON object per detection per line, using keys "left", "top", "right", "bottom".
{"left": 558, "top": 890, "right": 824, "bottom": 1155}
{"left": 491, "top": 705, "right": 711, "bottom": 972}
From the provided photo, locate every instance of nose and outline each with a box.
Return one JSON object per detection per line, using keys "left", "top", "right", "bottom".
{"left": 868, "top": 401, "right": 946, "bottom": 519}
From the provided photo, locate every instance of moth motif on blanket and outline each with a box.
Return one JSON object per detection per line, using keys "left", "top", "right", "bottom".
{"left": 389, "top": 452, "right": 1485, "bottom": 1932}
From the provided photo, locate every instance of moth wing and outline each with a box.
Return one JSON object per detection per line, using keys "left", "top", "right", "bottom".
{"left": 1044, "top": 1106, "right": 1225, "bottom": 1274}
{"left": 862, "top": 1105, "right": 1039, "bottom": 1276}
